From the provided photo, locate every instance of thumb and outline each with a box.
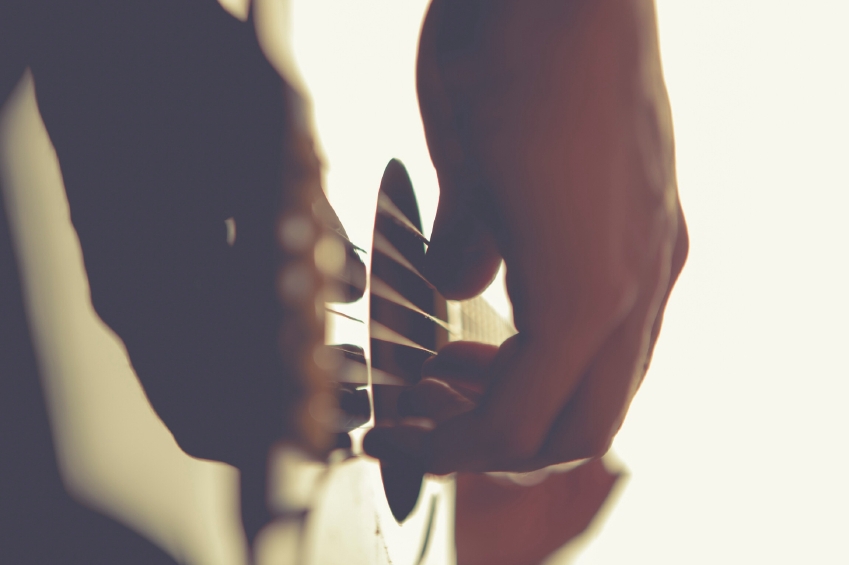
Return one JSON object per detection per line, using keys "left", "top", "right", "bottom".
{"left": 418, "top": 0, "right": 501, "bottom": 300}
{"left": 424, "top": 193, "right": 501, "bottom": 300}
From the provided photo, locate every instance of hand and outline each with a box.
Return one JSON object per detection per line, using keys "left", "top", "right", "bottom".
{"left": 364, "top": 0, "right": 688, "bottom": 473}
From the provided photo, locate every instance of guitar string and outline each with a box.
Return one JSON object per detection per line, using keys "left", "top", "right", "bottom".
{"left": 371, "top": 231, "right": 435, "bottom": 290}
{"left": 369, "top": 275, "right": 453, "bottom": 332}
{"left": 324, "top": 308, "right": 364, "bottom": 324}
{"left": 377, "top": 191, "right": 430, "bottom": 244}
{"left": 305, "top": 189, "right": 511, "bottom": 556}
{"left": 288, "top": 191, "right": 470, "bottom": 560}
{"left": 325, "top": 191, "right": 447, "bottom": 384}
{"left": 370, "top": 320, "right": 437, "bottom": 355}
{"left": 327, "top": 345, "right": 407, "bottom": 386}
{"left": 297, "top": 194, "right": 477, "bottom": 560}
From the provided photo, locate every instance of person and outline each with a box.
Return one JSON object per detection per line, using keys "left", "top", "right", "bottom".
{"left": 364, "top": 0, "right": 688, "bottom": 474}
{"left": 1, "top": 0, "right": 687, "bottom": 558}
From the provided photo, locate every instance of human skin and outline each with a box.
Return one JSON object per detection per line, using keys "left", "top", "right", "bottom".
{"left": 365, "top": 0, "right": 689, "bottom": 474}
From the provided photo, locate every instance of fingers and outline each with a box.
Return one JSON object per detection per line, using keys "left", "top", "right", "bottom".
{"left": 418, "top": 0, "right": 504, "bottom": 300}
{"left": 418, "top": 348, "right": 581, "bottom": 473}
{"left": 365, "top": 295, "right": 630, "bottom": 473}
{"left": 397, "top": 378, "right": 477, "bottom": 423}
{"left": 364, "top": 341, "right": 497, "bottom": 458}
{"left": 416, "top": 0, "right": 468, "bottom": 178}
{"left": 421, "top": 340, "right": 499, "bottom": 391}
{"left": 365, "top": 227, "right": 674, "bottom": 474}
{"left": 396, "top": 341, "right": 500, "bottom": 422}
{"left": 424, "top": 193, "right": 502, "bottom": 300}
{"left": 419, "top": 291, "right": 635, "bottom": 473}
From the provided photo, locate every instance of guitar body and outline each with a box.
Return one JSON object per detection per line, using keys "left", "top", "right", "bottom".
{"left": 275, "top": 158, "right": 512, "bottom": 565}
{"left": 268, "top": 159, "right": 461, "bottom": 565}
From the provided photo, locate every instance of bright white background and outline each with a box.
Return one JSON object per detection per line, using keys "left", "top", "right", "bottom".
{"left": 578, "top": 2, "right": 849, "bottom": 563}
{"left": 288, "top": 1, "right": 849, "bottom": 563}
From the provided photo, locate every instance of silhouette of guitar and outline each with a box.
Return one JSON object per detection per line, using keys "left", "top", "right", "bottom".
{"left": 339, "top": 159, "right": 515, "bottom": 520}
{"left": 263, "top": 159, "right": 515, "bottom": 565}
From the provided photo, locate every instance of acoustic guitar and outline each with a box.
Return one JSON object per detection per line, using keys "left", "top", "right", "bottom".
{"left": 0, "top": 1, "right": 619, "bottom": 558}
{"left": 253, "top": 157, "right": 516, "bottom": 565}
